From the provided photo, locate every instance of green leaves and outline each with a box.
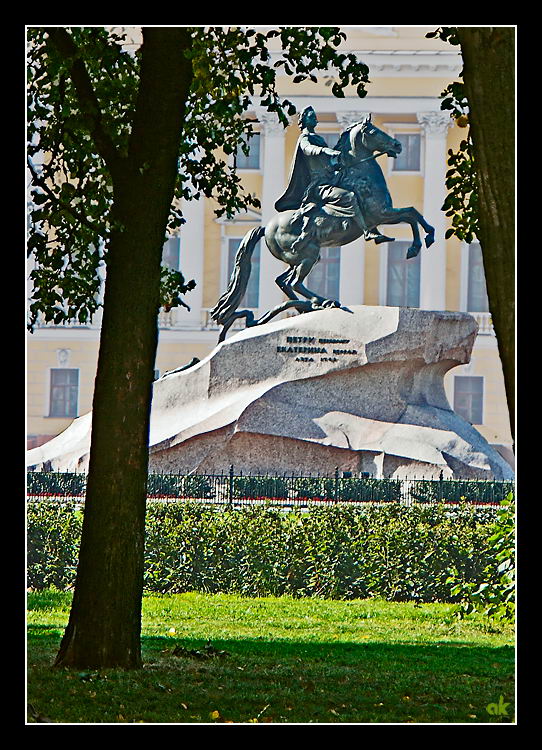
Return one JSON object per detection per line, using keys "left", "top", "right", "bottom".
{"left": 426, "top": 27, "right": 461, "bottom": 46}
{"left": 159, "top": 266, "right": 196, "bottom": 312}
{"left": 428, "top": 29, "right": 479, "bottom": 244}
{"left": 28, "top": 499, "right": 504, "bottom": 603}
{"left": 27, "top": 27, "right": 371, "bottom": 329}
{"left": 441, "top": 136, "right": 479, "bottom": 243}
{"left": 446, "top": 494, "right": 515, "bottom": 622}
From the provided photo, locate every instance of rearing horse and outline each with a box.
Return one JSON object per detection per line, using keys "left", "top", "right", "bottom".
{"left": 210, "top": 115, "right": 435, "bottom": 341}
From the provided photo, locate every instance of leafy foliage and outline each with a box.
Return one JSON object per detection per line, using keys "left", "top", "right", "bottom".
{"left": 27, "top": 472, "right": 87, "bottom": 497}
{"left": 27, "top": 502, "right": 83, "bottom": 589}
{"left": 27, "top": 26, "right": 370, "bottom": 330}
{"left": 27, "top": 471, "right": 215, "bottom": 499}
{"left": 27, "top": 471, "right": 510, "bottom": 505}
{"left": 291, "top": 476, "right": 402, "bottom": 502}
{"left": 27, "top": 28, "right": 137, "bottom": 328}
{"left": 407, "top": 478, "right": 514, "bottom": 505}
{"left": 426, "top": 27, "right": 480, "bottom": 243}
{"left": 446, "top": 494, "right": 515, "bottom": 621}
{"left": 233, "top": 475, "right": 289, "bottom": 500}
{"left": 146, "top": 473, "right": 214, "bottom": 499}
{"left": 28, "top": 501, "right": 503, "bottom": 602}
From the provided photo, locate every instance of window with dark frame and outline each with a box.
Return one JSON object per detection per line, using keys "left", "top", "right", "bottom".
{"left": 319, "top": 132, "right": 340, "bottom": 149}
{"left": 235, "top": 132, "right": 261, "bottom": 170}
{"left": 392, "top": 132, "right": 421, "bottom": 172}
{"left": 386, "top": 240, "right": 420, "bottom": 307}
{"left": 453, "top": 375, "right": 484, "bottom": 425}
{"left": 467, "top": 242, "right": 490, "bottom": 312}
{"left": 162, "top": 237, "right": 181, "bottom": 271}
{"left": 306, "top": 246, "right": 341, "bottom": 300}
{"left": 49, "top": 368, "right": 79, "bottom": 418}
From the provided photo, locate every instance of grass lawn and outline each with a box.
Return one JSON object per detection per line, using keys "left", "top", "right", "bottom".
{"left": 27, "top": 590, "right": 515, "bottom": 724}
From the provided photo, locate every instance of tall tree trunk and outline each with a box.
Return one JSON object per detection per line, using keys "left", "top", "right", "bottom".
{"left": 55, "top": 28, "right": 193, "bottom": 669}
{"left": 455, "top": 27, "right": 515, "bottom": 441}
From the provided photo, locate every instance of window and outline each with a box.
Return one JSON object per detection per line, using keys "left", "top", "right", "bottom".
{"left": 228, "top": 237, "right": 261, "bottom": 308}
{"left": 306, "top": 247, "right": 341, "bottom": 300}
{"left": 49, "top": 369, "right": 79, "bottom": 418}
{"left": 454, "top": 376, "right": 484, "bottom": 425}
{"left": 235, "top": 132, "right": 261, "bottom": 170}
{"left": 386, "top": 241, "right": 420, "bottom": 307}
{"left": 467, "top": 242, "right": 489, "bottom": 312}
{"left": 162, "top": 237, "right": 180, "bottom": 271}
{"left": 319, "top": 132, "right": 340, "bottom": 149}
{"left": 392, "top": 133, "right": 421, "bottom": 172}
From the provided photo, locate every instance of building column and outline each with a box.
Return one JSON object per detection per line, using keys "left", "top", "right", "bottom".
{"left": 336, "top": 112, "right": 370, "bottom": 306}
{"left": 339, "top": 238, "right": 365, "bottom": 306}
{"left": 180, "top": 192, "right": 205, "bottom": 328}
{"left": 255, "top": 110, "right": 288, "bottom": 316}
{"left": 417, "top": 111, "right": 453, "bottom": 311}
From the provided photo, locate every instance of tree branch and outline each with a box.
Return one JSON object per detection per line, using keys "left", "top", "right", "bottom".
{"left": 45, "top": 28, "right": 124, "bottom": 178}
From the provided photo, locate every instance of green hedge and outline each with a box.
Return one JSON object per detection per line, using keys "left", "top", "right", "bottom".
{"left": 146, "top": 474, "right": 214, "bottom": 499}
{"left": 27, "top": 472, "right": 512, "bottom": 504}
{"left": 26, "top": 472, "right": 215, "bottom": 499}
{"left": 27, "top": 502, "right": 84, "bottom": 589}
{"left": 447, "top": 497, "right": 515, "bottom": 621}
{"left": 27, "top": 472, "right": 87, "bottom": 497}
{"left": 27, "top": 501, "right": 504, "bottom": 602}
{"left": 407, "top": 479, "right": 514, "bottom": 505}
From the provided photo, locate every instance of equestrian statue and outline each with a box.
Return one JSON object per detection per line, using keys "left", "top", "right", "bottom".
{"left": 210, "top": 106, "right": 435, "bottom": 342}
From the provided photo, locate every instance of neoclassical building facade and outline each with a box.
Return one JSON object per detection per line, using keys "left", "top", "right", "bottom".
{"left": 26, "top": 27, "right": 514, "bottom": 468}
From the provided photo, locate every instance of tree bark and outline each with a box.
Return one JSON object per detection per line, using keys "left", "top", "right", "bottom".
{"left": 55, "top": 28, "right": 193, "bottom": 669}
{"left": 455, "top": 27, "right": 515, "bottom": 440}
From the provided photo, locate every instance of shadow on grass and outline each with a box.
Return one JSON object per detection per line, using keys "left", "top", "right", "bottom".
{"left": 141, "top": 634, "right": 514, "bottom": 668}
{"left": 27, "top": 632, "right": 515, "bottom": 724}
{"left": 28, "top": 626, "right": 514, "bottom": 672}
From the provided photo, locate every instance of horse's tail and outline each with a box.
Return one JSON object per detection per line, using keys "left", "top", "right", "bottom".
{"left": 209, "top": 226, "right": 265, "bottom": 325}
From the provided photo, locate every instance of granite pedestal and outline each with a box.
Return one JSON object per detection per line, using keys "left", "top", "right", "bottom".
{"left": 27, "top": 306, "right": 514, "bottom": 480}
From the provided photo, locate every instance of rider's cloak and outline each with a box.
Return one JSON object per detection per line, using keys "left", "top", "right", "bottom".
{"left": 274, "top": 131, "right": 333, "bottom": 212}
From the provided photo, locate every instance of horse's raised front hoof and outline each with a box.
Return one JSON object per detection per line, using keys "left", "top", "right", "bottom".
{"left": 425, "top": 233, "right": 435, "bottom": 248}
{"left": 406, "top": 245, "right": 421, "bottom": 260}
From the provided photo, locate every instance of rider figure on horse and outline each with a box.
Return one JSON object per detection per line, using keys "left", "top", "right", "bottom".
{"left": 274, "top": 106, "right": 389, "bottom": 254}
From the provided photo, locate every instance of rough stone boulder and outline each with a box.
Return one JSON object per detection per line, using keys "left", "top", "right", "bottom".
{"left": 27, "top": 305, "right": 514, "bottom": 479}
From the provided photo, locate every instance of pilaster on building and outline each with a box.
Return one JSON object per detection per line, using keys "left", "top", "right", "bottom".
{"left": 416, "top": 111, "right": 454, "bottom": 311}
{"left": 254, "top": 107, "right": 289, "bottom": 315}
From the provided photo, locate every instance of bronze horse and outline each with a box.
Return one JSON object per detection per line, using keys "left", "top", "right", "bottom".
{"left": 210, "top": 116, "right": 435, "bottom": 341}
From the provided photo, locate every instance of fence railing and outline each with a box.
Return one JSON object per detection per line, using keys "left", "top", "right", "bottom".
{"left": 26, "top": 468, "right": 514, "bottom": 508}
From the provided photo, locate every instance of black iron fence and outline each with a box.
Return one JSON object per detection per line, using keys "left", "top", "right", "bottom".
{"left": 26, "top": 468, "right": 514, "bottom": 507}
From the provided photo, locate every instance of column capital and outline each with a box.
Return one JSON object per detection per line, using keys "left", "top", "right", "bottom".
{"left": 416, "top": 111, "right": 453, "bottom": 136}
{"left": 254, "top": 108, "right": 290, "bottom": 136}
{"left": 336, "top": 111, "right": 370, "bottom": 129}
